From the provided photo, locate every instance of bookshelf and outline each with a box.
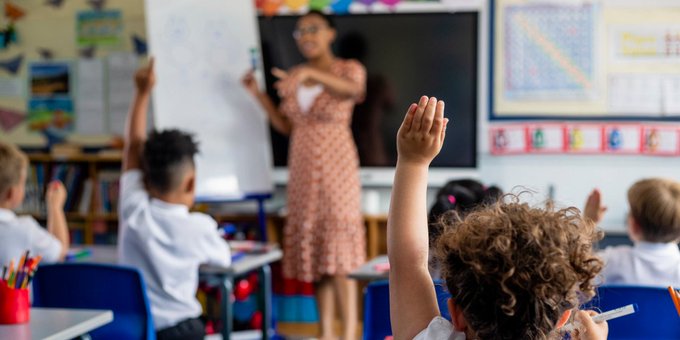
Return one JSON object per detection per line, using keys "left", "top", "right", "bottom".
{"left": 20, "top": 152, "right": 123, "bottom": 245}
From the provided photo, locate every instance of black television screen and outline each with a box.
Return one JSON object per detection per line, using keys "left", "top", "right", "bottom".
{"left": 258, "top": 12, "right": 478, "bottom": 168}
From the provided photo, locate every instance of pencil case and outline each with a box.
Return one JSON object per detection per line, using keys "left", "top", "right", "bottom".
{"left": 0, "top": 283, "right": 29, "bottom": 324}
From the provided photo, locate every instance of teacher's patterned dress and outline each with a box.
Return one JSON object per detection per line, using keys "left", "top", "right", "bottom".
{"left": 279, "top": 59, "right": 367, "bottom": 282}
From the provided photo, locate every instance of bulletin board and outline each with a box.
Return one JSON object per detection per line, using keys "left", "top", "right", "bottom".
{"left": 0, "top": 0, "right": 147, "bottom": 146}
{"left": 490, "top": 0, "right": 680, "bottom": 120}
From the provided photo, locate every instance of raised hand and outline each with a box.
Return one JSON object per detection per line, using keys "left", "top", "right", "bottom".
{"left": 46, "top": 180, "right": 67, "bottom": 210}
{"left": 241, "top": 70, "right": 260, "bottom": 96}
{"left": 396, "top": 96, "right": 449, "bottom": 166}
{"left": 584, "top": 189, "right": 607, "bottom": 224}
{"left": 134, "top": 57, "right": 155, "bottom": 95}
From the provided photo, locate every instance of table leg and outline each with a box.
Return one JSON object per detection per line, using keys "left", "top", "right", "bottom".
{"left": 259, "top": 264, "right": 273, "bottom": 339}
{"left": 257, "top": 198, "right": 268, "bottom": 242}
{"left": 221, "top": 275, "right": 234, "bottom": 340}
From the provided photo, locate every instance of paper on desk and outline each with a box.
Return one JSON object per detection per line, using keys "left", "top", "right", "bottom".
{"left": 76, "top": 58, "right": 106, "bottom": 134}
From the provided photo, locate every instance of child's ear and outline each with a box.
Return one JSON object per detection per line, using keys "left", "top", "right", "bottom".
{"left": 448, "top": 298, "right": 468, "bottom": 332}
{"left": 186, "top": 174, "right": 195, "bottom": 193}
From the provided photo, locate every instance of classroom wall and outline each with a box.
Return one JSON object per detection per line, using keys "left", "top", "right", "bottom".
{"left": 0, "top": 0, "right": 145, "bottom": 146}
{"left": 6, "top": 1, "right": 679, "bottom": 234}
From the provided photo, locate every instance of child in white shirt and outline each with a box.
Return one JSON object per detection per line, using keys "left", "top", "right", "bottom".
{"left": 0, "top": 141, "right": 69, "bottom": 265}
{"left": 117, "top": 58, "right": 231, "bottom": 340}
{"left": 387, "top": 96, "right": 607, "bottom": 340}
{"left": 585, "top": 179, "right": 680, "bottom": 287}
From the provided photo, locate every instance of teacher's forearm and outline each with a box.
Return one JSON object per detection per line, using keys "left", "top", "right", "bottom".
{"left": 256, "top": 93, "right": 292, "bottom": 135}
{"left": 309, "top": 69, "right": 364, "bottom": 98}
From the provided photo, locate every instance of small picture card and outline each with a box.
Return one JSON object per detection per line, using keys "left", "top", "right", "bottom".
{"left": 490, "top": 125, "right": 528, "bottom": 155}
{"left": 603, "top": 124, "right": 642, "bottom": 154}
{"left": 565, "top": 124, "right": 603, "bottom": 153}
{"left": 641, "top": 126, "right": 679, "bottom": 156}
{"left": 526, "top": 124, "right": 564, "bottom": 153}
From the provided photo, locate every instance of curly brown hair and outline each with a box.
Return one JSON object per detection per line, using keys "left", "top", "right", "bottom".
{"left": 434, "top": 199, "right": 603, "bottom": 339}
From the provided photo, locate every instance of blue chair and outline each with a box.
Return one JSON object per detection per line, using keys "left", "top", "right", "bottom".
{"left": 583, "top": 285, "right": 680, "bottom": 340}
{"left": 363, "top": 280, "right": 451, "bottom": 340}
{"left": 32, "top": 263, "right": 155, "bottom": 340}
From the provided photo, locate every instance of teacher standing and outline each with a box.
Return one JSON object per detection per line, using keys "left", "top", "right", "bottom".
{"left": 242, "top": 10, "right": 366, "bottom": 340}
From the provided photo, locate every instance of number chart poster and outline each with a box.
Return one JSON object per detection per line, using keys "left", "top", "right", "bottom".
{"left": 491, "top": 0, "right": 680, "bottom": 119}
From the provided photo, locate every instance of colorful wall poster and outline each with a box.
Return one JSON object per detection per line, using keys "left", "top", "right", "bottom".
{"left": 29, "top": 63, "right": 70, "bottom": 96}
{"left": 565, "top": 124, "right": 602, "bottom": 153}
{"left": 641, "top": 126, "right": 679, "bottom": 155}
{"left": 490, "top": 125, "right": 527, "bottom": 155}
{"left": 76, "top": 10, "right": 123, "bottom": 47}
{"left": 27, "top": 97, "right": 74, "bottom": 133}
{"left": 602, "top": 125, "right": 641, "bottom": 154}
{"left": 526, "top": 124, "right": 564, "bottom": 153}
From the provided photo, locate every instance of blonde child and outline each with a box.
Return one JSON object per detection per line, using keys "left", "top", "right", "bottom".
{"left": 585, "top": 180, "right": 680, "bottom": 286}
{"left": 117, "top": 58, "right": 231, "bottom": 340}
{"left": 388, "top": 96, "right": 607, "bottom": 340}
{"left": 0, "top": 142, "right": 69, "bottom": 265}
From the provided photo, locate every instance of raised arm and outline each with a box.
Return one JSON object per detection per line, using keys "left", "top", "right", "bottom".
{"left": 242, "top": 70, "right": 292, "bottom": 135}
{"left": 388, "top": 96, "right": 449, "bottom": 340}
{"left": 46, "top": 180, "right": 69, "bottom": 260}
{"left": 123, "top": 58, "right": 155, "bottom": 171}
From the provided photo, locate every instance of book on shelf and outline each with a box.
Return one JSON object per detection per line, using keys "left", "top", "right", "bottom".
{"left": 94, "top": 171, "right": 121, "bottom": 214}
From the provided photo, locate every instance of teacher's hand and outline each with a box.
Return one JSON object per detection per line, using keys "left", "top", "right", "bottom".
{"left": 272, "top": 67, "right": 314, "bottom": 96}
{"left": 241, "top": 70, "right": 260, "bottom": 97}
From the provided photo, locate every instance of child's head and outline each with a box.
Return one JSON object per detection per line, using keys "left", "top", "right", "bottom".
{"left": 428, "top": 179, "right": 502, "bottom": 243}
{"left": 434, "top": 201, "right": 602, "bottom": 339}
{"left": 142, "top": 129, "right": 199, "bottom": 206}
{"left": 0, "top": 141, "right": 28, "bottom": 209}
{"left": 627, "top": 178, "right": 680, "bottom": 243}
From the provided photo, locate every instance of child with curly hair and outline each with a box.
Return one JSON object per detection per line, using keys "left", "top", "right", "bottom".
{"left": 387, "top": 96, "right": 608, "bottom": 340}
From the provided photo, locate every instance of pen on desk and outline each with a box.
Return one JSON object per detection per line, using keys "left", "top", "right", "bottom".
{"left": 561, "top": 304, "right": 638, "bottom": 332}
{"left": 669, "top": 286, "right": 680, "bottom": 318}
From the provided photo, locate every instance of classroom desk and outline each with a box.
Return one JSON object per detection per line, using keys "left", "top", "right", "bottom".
{"left": 349, "top": 255, "right": 389, "bottom": 281}
{"left": 200, "top": 249, "right": 282, "bottom": 340}
{"left": 70, "top": 245, "right": 282, "bottom": 340}
{"left": 0, "top": 308, "right": 113, "bottom": 340}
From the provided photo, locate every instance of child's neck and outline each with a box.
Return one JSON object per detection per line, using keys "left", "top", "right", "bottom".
{"left": 149, "top": 190, "right": 192, "bottom": 208}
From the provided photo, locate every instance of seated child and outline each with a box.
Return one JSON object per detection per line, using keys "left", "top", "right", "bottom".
{"left": 428, "top": 179, "right": 502, "bottom": 278}
{"left": 584, "top": 180, "right": 680, "bottom": 286}
{"left": 117, "top": 58, "right": 231, "bottom": 340}
{"left": 388, "top": 96, "right": 607, "bottom": 340}
{"left": 0, "top": 141, "right": 69, "bottom": 264}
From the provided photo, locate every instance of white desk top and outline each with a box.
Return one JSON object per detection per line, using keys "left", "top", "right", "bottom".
{"left": 0, "top": 308, "right": 113, "bottom": 340}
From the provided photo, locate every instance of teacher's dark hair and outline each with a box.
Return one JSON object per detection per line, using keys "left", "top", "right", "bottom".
{"left": 142, "top": 129, "right": 199, "bottom": 194}
{"left": 301, "top": 10, "right": 336, "bottom": 29}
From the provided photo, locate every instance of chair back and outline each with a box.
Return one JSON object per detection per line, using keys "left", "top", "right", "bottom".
{"left": 583, "top": 285, "right": 680, "bottom": 340}
{"left": 363, "top": 280, "right": 451, "bottom": 340}
{"left": 32, "top": 263, "right": 155, "bottom": 340}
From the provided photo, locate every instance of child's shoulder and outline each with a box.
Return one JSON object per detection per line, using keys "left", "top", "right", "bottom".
{"left": 187, "top": 211, "right": 218, "bottom": 232}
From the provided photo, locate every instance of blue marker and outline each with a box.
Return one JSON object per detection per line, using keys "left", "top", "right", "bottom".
{"left": 250, "top": 48, "right": 258, "bottom": 71}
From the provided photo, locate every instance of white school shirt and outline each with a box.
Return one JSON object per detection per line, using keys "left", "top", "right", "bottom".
{"left": 117, "top": 170, "right": 231, "bottom": 331}
{"left": 0, "top": 208, "right": 62, "bottom": 265}
{"left": 414, "top": 317, "right": 466, "bottom": 340}
{"left": 598, "top": 241, "right": 680, "bottom": 287}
